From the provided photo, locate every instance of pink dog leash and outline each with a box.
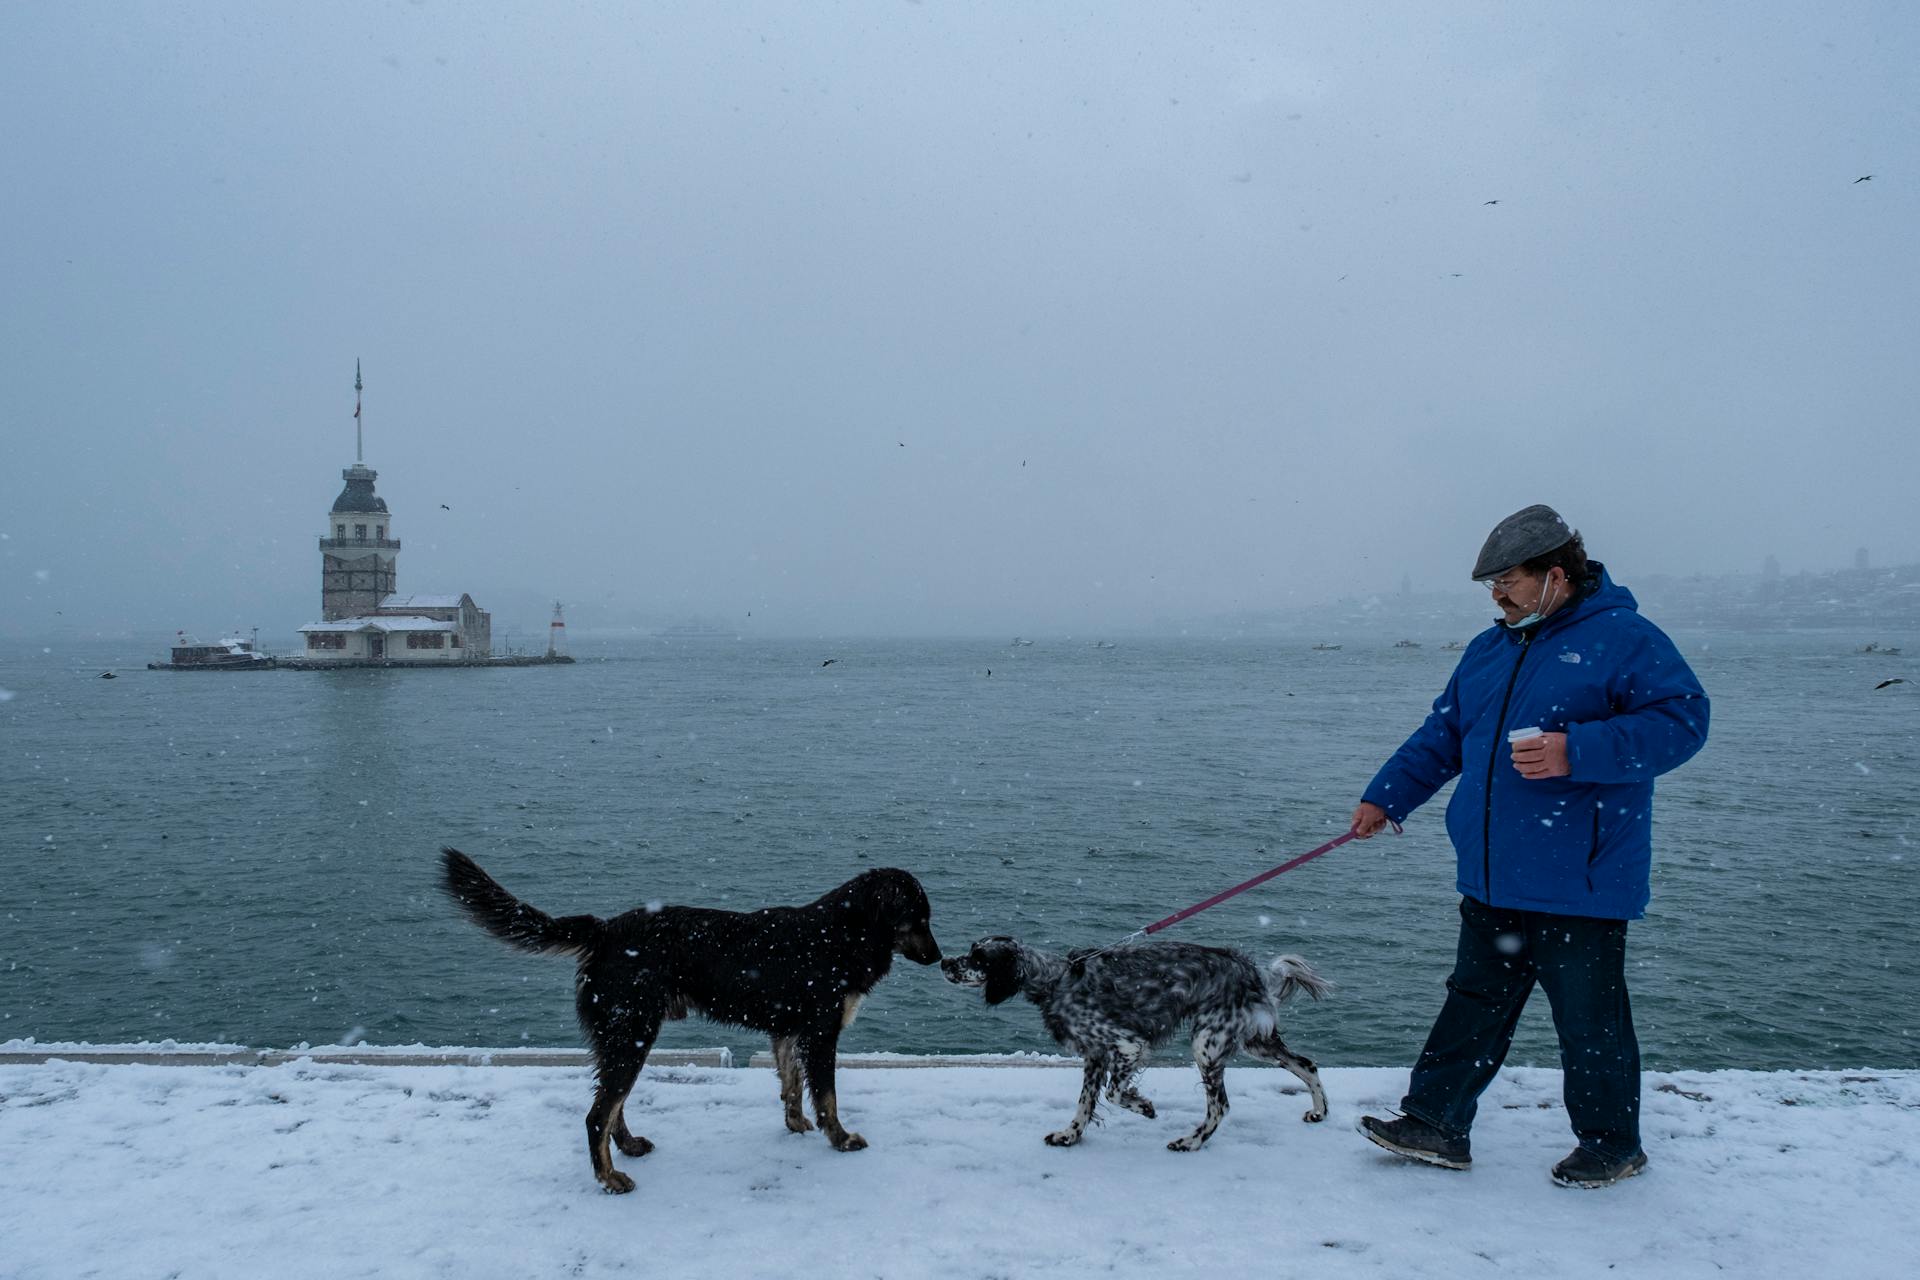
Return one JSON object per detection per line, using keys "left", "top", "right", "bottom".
{"left": 1084, "top": 819, "right": 1403, "bottom": 958}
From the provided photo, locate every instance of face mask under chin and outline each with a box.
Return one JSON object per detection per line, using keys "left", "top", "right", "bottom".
{"left": 1503, "top": 576, "right": 1560, "bottom": 630}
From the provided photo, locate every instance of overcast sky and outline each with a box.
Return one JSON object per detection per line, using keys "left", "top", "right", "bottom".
{"left": 4, "top": 1, "right": 1916, "bottom": 638}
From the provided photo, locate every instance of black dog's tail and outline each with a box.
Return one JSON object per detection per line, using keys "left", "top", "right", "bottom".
{"left": 441, "top": 847, "right": 601, "bottom": 958}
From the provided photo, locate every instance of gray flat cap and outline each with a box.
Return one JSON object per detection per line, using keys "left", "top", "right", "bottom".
{"left": 1472, "top": 504, "right": 1573, "bottom": 579}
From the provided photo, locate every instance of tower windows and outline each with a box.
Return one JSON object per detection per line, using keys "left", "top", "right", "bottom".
{"left": 336, "top": 524, "right": 345, "bottom": 539}
{"left": 354, "top": 523, "right": 367, "bottom": 540}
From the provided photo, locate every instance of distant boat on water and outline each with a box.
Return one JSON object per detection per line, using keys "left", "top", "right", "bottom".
{"left": 1441, "top": 640, "right": 1467, "bottom": 651}
{"left": 1859, "top": 642, "right": 1904, "bottom": 655}
{"left": 1393, "top": 639, "right": 1421, "bottom": 649}
{"left": 148, "top": 631, "right": 276, "bottom": 671}
{"left": 1311, "top": 643, "right": 1342, "bottom": 651}
{"left": 1011, "top": 637, "right": 1036, "bottom": 647}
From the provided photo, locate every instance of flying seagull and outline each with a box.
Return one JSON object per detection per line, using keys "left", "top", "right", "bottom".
{"left": 820, "top": 659, "right": 837, "bottom": 667}
{"left": 1484, "top": 199, "right": 1500, "bottom": 205}
{"left": 1854, "top": 175, "right": 1873, "bottom": 183}
{"left": 439, "top": 503, "right": 451, "bottom": 510}
{"left": 1875, "top": 677, "right": 1905, "bottom": 690}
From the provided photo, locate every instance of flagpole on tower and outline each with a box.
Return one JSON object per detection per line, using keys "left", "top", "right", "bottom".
{"left": 353, "top": 359, "right": 364, "bottom": 463}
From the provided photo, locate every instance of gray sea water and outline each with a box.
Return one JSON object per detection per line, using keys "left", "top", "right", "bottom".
{"left": 2, "top": 630, "right": 1914, "bottom": 1070}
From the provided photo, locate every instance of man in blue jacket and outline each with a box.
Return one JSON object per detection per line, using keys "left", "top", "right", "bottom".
{"left": 1351, "top": 505, "right": 1708, "bottom": 1188}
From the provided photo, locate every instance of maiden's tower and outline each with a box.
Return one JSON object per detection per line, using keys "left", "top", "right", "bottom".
{"left": 294, "top": 364, "right": 495, "bottom": 664}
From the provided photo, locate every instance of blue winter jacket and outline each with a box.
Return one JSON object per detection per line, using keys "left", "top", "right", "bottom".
{"left": 1361, "top": 564, "right": 1708, "bottom": 920}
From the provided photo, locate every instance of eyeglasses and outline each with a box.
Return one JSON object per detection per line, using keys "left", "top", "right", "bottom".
{"left": 1478, "top": 572, "right": 1527, "bottom": 594}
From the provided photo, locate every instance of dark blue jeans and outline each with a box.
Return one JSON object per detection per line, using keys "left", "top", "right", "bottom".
{"left": 1400, "top": 896, "right": 1641, "bottom": 1160}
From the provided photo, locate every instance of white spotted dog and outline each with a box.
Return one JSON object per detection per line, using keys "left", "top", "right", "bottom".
{"left": 941, "top": 936, "right": 1331, "bottom": 1151}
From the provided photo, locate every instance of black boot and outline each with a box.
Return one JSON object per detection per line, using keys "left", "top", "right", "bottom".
{"left": 1550, "top": 1146, "right": 1648, "bottom": 1188}
{"left": 1358, "top": 1114, "right": 1471, "bottom": 1170}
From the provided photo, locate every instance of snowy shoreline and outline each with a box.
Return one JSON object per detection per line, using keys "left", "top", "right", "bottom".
{"left": 3, "top": 1053, "right": 1915, "bottom": 1279}
{"left": 0, "top": 1040, "right": 1098, "bottom": 1069}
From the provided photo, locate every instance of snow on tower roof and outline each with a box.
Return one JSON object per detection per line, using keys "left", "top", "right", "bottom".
{"left": 378, "top": 593, "right": 468, "bottom": 610}
{"left": 298, "top": 616, "right": 455, "bottom": 633}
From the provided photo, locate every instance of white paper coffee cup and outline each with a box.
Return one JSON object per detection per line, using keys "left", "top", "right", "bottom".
{"left": 1506, "top": 725, "right": 1544, "bottom": 743}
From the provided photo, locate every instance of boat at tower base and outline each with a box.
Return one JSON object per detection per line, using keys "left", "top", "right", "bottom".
{"left": 147, "top": 634, "right": 278, "bottom": 671}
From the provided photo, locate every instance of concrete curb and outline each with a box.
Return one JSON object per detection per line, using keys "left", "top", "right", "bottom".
{"left": 0, "top": 1047, "right": 730, "bottom": 1069}
{"left": 0, "top": 1048, "right": 1092, "bottom": 1070}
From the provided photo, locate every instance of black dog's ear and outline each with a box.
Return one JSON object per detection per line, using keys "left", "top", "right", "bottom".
{"left": 982, "top": 948, "right": 1022, "bottom": 1005}
{"left": 859, "top": 868, "right": 929, "bottom": 926}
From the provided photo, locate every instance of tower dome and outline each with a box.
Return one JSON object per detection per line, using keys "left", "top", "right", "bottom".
{"left": 332, "top": 464, "right": 389, "bottom": 514}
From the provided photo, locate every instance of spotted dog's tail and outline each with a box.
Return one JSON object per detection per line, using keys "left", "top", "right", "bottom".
{"left": 441, "top": 846, "right": 602, "bottom": 958}
{"left": 1263, "top": 954, "right": 1333, "bottom": 1004}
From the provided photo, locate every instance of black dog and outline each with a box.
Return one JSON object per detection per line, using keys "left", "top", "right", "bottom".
{"left": 942, "top": 936, "right": 1330, "bottom": 1151}
{"left": 441, "top": 847, "right": 940, "bottom": 1193}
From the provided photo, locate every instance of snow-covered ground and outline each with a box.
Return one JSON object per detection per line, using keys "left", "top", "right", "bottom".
{"left": 2, "top": 1050, "right": 1915, "bottom": 1279}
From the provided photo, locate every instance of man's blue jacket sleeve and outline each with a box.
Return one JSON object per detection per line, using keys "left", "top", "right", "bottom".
{"left": 1362, "top": 668, "right": 1467, "bottom": 824}
{"left": 1565, "top": 628, "right": 1710, "bottom": 783}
